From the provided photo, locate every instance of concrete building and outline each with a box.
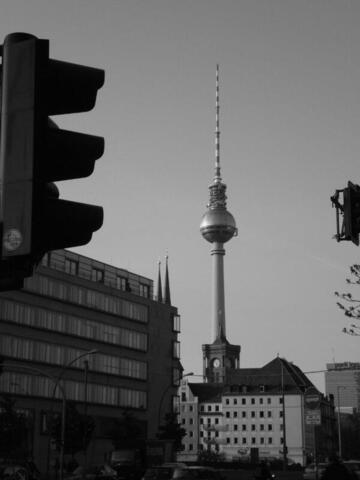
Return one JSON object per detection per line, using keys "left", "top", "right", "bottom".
{"left": 178, "top": 358, "right": 336, "bottom": 465}
{"left": 178, "top": 67, "right": 336, "bottom": 466}
{"left": 325, "top": 362, "right": 360, "bottom": 412}
{"left": 0, "top": 249, "right": 181, "bottom": 472}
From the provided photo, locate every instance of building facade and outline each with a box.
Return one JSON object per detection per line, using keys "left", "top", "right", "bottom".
{"left": 178, "top": 357, "right": 336, "bottom": 466}
{"left": 0, "top": 249, "right": 181, "bottom": 471}
{"left": 325, "top": 362, "right": 360, "bottom": 412}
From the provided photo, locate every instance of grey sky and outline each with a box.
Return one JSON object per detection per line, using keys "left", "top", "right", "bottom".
{"left": 2, "top": 0, "right": 360, "bottom": 390}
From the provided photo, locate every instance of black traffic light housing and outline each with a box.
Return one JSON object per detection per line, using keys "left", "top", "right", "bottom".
{"left": 0, "top": 33, "right": 104, "bottom": 289}
{"left": 331, "top": 181, "right": 360, "bottom": 246}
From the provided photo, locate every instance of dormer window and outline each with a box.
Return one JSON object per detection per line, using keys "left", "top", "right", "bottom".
{"left": 260, "top": 385, "right": 266, "bottom": 392}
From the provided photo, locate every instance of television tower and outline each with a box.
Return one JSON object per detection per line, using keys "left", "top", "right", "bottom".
{"left": 200, "top": 65, "right": 240, "bottom": 383}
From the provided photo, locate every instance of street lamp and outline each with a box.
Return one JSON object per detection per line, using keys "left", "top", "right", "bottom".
{"left": 48, "top": 349, "right": 99, "bottom": 480}
{"left": 337, "top": 386, "right": 346, "bottom": 459}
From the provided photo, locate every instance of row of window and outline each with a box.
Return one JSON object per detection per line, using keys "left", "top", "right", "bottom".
{"left": 24, "top": 275, "right": 149, "bottom": 322}
{"left": 199, "top": 410, "right": 282, "bottom": 422}
{"left": 184, "top": 436, "right": 279, "bottom": 451}
{"left": 0, "top": 372, "right": 147, "bottom": 408}
{"left": 199, "top": 423, "right": 283, "bottom": 433}
{"left": 0, "top": 335, "right": 147, "bottom": 380}
{"left": 224, "top": 397, "right": 283, "bottom": 406}
{"left": 43, "top": 254, "right": 151, "bottom": 298}
{"left": 0, "top": 299, "right": 148, "bottom": 351}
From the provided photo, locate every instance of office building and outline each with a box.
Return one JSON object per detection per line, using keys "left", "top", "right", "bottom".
{"left": 325, "top": 362, "right": 360, "bottom": 412}
{"left": 0, "top": 249, "right": 181, "bottom": 471}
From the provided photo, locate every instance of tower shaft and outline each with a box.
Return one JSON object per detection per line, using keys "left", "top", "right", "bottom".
{"left": 211, "top": 242, "right": 226, "bottom": 342}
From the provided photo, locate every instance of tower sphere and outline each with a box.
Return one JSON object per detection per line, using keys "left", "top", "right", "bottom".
{"left": 200, "top": 208, "right": 237, "bottom": 243}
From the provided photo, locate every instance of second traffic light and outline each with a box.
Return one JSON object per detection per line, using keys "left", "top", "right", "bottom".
{"left": 0, "top": 32, "right": 104, "bottom": 274}
{"left": 343, "top": 181, "right": 360, "bottom": 246}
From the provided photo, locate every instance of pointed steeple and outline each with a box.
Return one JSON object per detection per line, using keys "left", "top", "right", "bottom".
{"left": 163, "top": 254, "right": 171, "bottom": 305}
{"left": 156, "top": 260, "right": 163, "bottom": 303}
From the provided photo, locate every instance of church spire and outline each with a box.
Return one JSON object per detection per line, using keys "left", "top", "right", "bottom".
{"left": 156, "top": 260, "right": 163, "bottom": 303}
{"left": 163, "top": 254, "right": 171, "bottom": 305}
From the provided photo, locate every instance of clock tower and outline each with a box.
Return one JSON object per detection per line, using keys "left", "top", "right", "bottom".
{"left": 200, "top": 66, "right": 240, "bottom": 383}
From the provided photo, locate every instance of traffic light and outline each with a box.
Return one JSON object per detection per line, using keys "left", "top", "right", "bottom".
{"left": 0, "top": 32, "right": 104, "bottom": 289}
{"left": 343, "top": 181, "right": 360, "bottom": 246}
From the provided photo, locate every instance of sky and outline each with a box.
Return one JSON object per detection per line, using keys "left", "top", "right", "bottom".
{"left": 2, "top": 0, "right": 360, "bottom": 392}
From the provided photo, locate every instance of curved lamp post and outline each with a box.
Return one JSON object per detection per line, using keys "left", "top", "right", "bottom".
{"left": 52, "top": 349, "right": 98, "bottom": 480}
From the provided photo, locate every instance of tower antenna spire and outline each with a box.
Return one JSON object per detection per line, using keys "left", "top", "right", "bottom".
{"left": 214, "top": 63, "right": 221, "bottom": 182}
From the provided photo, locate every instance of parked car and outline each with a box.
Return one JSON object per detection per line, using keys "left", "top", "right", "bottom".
{"left": 66, "top": 464, "right": 117, "bottom": 480}
{"left": 344, "top": 461, "right": 360, "bottom": 479}
{"left": 303, "top": 463, "right": 328, "bottom": 480}
{"left": 141, "top": 463, "right": 194, "bottom": 480}
{"left": 186, "top": 466, "right": 225, "bottom": 480}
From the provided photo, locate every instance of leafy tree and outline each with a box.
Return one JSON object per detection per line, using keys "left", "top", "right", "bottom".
{"left": 108, "top": 410, "right": 144, "bottom": 449}
{"left": 50, "top": 401, "right": 95, "bottom": 455}
{"left": 0, "top": 395, "right": 30, "bottom": 457}
{"left": 335, "top": 265, "right": 360, "bottom": 335}
{"left": 157, "top": 412, "right": 186, "bottom": 451}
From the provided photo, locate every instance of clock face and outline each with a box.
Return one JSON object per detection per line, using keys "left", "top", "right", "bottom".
{"left": 213, "top": 358, "right": 220, "bottom": 368}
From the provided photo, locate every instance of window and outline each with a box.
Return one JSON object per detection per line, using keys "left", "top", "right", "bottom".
{"left": 181, "top": 393, "right": 186, "bottom": 401}
{"left": 189, "top": 418, "right": 193, "bottom": 425}
{"left": 268, "top": 424, "right": 273, "bottom": 431}
{"left": 251, "top": 438, "right": 256, "bottom": 445}
{"left": 173, "top": 315, "right": 181, "bottom": 332}
{"left": 267, "top": 411, "right": 272, "bottom": 418}
{"left": 215, "top": 418, "right": 219, "bottom": 425}
{"left": 233, "top": 399, "right": 238, "bottom": 405}
{"left": 234, "top": 438, "right": 238, "bottom": 444}
{"left": 226, "top": 412, "right": 230, "bottom": 418}
{"left": 233, "top": 411, "right": 238, "bottom": 418}
{"left": 280, "top": 424, "right": 284, "bottom": 431}
{"left": 251, "top": 398, "right": 255, "bottom": 404}
{"left": 260, "top": 424, "right": 264, "bottom": 431}
{"left": 189, "top": 406, "right": 193, "bottom": 412}
{"left": 260, "top": 398, "right": 264, "bottom": 405}
{"left": 267, "top": 398, "right": 271, "bottom": 404}
{"left": 260, "top": 437, "right": 264, "bottom": 444}
{"left": 242, "top": 438, "right": 247, "bottom": 444}
{"left": 207, "top": 405, "right": 212, "bottom": 412}
{"left": 91, "top": 268, "right": 104, "bottom": 283}
{"left": 259, "top": 411, "right": 264, "bottom": 418}
{"left": 116, "top": 276, "right": 127, "bottom": 291}
{"left": 215, "top": 431, "right": 219, "bottom": 437}
{"left": 279, "top": 397, "right": 283, "bottom": 404}
{"left": 268, "top": 437, "right": 273, "bottom": 444}
{"left": 226, "top": 438, "right": 230, "bottom": 444}
{"left": 139, "top": 283, "right": 150, "bottom": 298}
{"left": 251, "top": 424, "right": 256, "bottom": 431}
{"left": 189, "top": 431, "right": 193, "bottom": 437}
{"left": 200, "top": 418, "right": 204, "bottom": 425}
{"left": 242, "top": 412, "right": 246, "bottom": 418}
{"left": 65, "top": 259, "right": 78, "bottom": 275}
{"left": 215, "top": 405, "right": 220, "bottom": 412}
{"left": 242, "top": 398, "right": 246, "bottom": 405}
{"left": 242, "top": 425, "right": 247, "bottom": 431}
{"left": 280, "top": 437, "right": 284, "bottom": 444}
{"left": 226, "top": 399, "right": 230, "bottom": 405}
{"left": 234, "top": 424, "right": 238, "bottom": 431}
{"left": 251, "top": 411, "right": 256, "bottom": 418}
{"left": 200, "top": 406, "right": 204, "bottom": 412}
{"left": 280, "top": 411, "right": 284, "bottom": 418}
{"left": 207, "top": 418, "right": 211, "bottom": 425}
{"left": 41, "top": 252, "right": 51, "bottom": 267}
{"left": 173, "top": 341, "right": 180, "bottom": 359}
{"left": 182, "top": 419, "right": 185, "bottom": 424}
{"left": 200, "top": 431, "right": 204, "bottom": 437}
{"left": 260, "top": 385, "right": 265, "bottom": 392}
{"left": 189, "top": 444, "right": 193, "bottom": 451}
